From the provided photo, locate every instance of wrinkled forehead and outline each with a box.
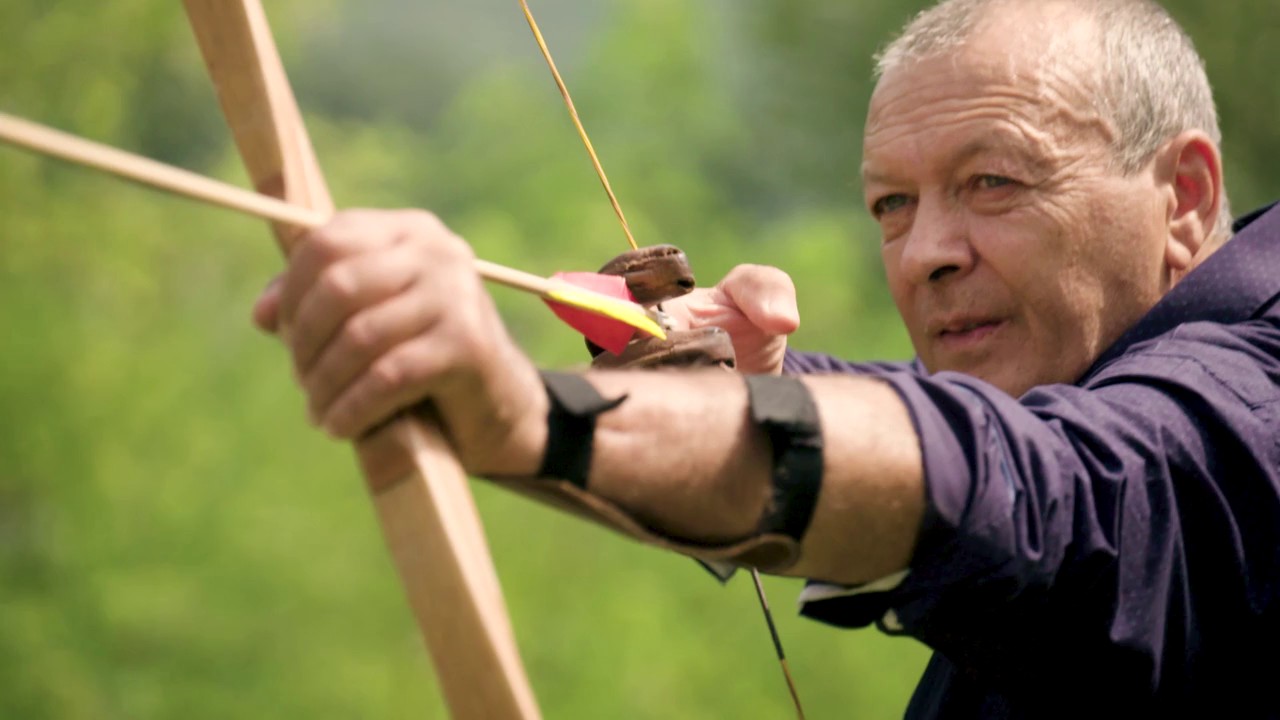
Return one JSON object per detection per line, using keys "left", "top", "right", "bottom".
{"left": 864, "top": 8, "right": 1108, "bottom": 158}
{"left": 868, "top": 3, "right": 1103, "bottom": 125}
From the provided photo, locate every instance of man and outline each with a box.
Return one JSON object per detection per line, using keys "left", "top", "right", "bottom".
{"left": 253, "top": 0, "right": 1279, "bottom": 715}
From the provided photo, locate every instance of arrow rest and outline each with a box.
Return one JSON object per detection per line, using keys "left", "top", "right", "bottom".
{"left": 586, "top": 244, "right": 737, "bottom": 369}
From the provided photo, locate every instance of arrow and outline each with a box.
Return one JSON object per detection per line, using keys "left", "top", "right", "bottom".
{"left": 0, "top": 109, "right": 663, "bottom": 354}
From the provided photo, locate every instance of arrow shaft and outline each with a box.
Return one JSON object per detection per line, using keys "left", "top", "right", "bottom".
{"left": 0, "top": 110, "right": 663, "bottom": 338}
{"left": 0, "top": 110, "right": 326, "bottom": 228}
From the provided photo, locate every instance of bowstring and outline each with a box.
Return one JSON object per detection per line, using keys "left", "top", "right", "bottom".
{"left": 518, "top": 0, "right": 639, "bottom": 251}
{"left": 516, "top": 4, "right": 806, "bottom": 718}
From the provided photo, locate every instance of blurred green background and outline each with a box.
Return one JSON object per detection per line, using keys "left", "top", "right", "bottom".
{"left": 0, "top": 1, "right": 1275, "bottom": 717}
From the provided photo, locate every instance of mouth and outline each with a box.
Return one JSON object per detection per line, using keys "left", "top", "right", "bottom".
{"left": 935, "top": 319, "right": 1005, "bottom": 350}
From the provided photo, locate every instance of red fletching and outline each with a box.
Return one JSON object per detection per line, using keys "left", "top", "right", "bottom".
{"left": 544, "top": 272, "right": 638, "bottom": 355}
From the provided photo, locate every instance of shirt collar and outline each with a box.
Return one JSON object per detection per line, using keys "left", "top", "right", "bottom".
{"left": 1087, "top": 201, "right": 1280, "bottom": 373}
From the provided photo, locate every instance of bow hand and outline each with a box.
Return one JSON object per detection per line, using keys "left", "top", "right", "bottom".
{"left": 259, "top": 208, "right": 548, "bottom": 477}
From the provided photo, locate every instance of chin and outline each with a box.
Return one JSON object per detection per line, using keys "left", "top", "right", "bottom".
{"left": 970, "top": 372, "right": 1025, "bottom": 397}
{"left": 947, "top": 361, "right": 1038, "bottom": 398}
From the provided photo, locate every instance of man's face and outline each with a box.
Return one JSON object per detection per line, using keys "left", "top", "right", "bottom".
{"left": 862, "top": 11, "right": 1177, "bottom": 397}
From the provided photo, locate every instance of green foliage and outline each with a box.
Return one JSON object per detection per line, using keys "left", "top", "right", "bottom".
{"left": 0, "top": 0, "right": 1273, "bottom": 717}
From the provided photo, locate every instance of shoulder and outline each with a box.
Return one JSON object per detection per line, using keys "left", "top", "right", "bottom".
{"left": 1010, "top": 315, "right": 1280, "bottom": 478}
{"left": 1085, "top": 315, "right": 1280, "bottom": 410}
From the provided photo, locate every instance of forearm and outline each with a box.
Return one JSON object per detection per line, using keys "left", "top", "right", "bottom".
{"left": 578, "top": 370, "right": 924, "bottom": 585}
{"left": 259, "top": 211, "right": 922, "bottom": 585}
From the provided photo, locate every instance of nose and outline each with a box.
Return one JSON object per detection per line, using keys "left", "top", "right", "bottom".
{"left": 896, "top": 198, "right": 975, "bottom": 285}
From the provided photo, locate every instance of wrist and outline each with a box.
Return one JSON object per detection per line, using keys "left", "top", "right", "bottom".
{"left": 450, "top": 356, "right": 549, "bottom": 477}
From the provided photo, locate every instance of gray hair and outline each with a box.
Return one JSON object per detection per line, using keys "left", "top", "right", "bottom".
{"left": 875, "top": 0, "right": 1232, "bottom": 238}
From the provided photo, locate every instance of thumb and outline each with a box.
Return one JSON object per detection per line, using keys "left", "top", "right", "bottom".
{"left": 715, "top": 264, "right": 799, "bottom": 336}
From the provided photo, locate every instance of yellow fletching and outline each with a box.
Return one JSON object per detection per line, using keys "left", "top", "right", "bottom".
{"left": 544, "top": 282, "right": 667, "bottom": 340}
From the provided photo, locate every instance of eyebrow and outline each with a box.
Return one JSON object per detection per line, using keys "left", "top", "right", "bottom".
{"left": 952, "top": 137, "right": 1003, "bottom": 167}
{"left": 862, "top": 134, "right": 1046, "bottom": 185}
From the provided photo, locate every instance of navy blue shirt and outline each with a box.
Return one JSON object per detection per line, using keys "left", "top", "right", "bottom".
{"left": 784, "top": 203, "right": 1280, "bottom": 718}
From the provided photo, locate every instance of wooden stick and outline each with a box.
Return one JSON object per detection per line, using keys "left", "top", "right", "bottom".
{"left": 180, "top": 2, "right": 544, "bottom": 718}
{"left": 0, "top": 110, "right": 663, "bottom": 338}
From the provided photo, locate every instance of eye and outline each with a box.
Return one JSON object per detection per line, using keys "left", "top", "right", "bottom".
{"left": 972, "top": 174, "right": 1015, "bottom": 190}
{"left": 872, "top": 193, "right": 913, "bottom": 217}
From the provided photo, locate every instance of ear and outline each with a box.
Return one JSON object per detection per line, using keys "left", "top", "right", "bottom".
{"left": 1156, "top": 130, "right": 1224, "bottom": 274}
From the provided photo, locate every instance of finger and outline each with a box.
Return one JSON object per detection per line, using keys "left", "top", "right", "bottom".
{"left": 252, "top": 275, "right": 284, "bottom": 334}
{"left": 301, "top": 286, "right": 442, "bottom": 423}
{"left": 278, "top": 209, "right": 424, "bottom": 332}
{"left": 289, "top": 240, "right": 428, "bottom": 375}
{"left": 318, "top": 334, "right": 459, "bottom": 439}
{"left": 715, "top": 264, "right": 800, "bottom": 336}
{"left": 653, "top": 288, "right": 713, "bottom": 331}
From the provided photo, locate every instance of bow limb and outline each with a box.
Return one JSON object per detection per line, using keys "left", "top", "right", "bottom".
{"left": 181, "top": 2, "right": 541, "bottom": 717}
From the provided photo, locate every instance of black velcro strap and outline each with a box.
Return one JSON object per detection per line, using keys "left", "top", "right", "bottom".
{"left": 538, "top": 371, "right": 627, "bottom": 488}
{"left": 745, "top": 374, "right": 824, "bottom": 542}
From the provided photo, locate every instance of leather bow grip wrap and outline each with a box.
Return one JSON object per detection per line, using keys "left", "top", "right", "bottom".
{"left": 182, "top": 2, "right": 540, "bottom": 717}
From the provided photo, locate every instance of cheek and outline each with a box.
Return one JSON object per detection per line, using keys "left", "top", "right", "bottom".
{"left": 1010, "top": 262, "right": 1118, "bottom": 389}
{"left": 1067, "top": 187, "right": 1170, "bottom": 331}
{"left": 971, "top": 215, "right": 1098, "bottom": 355}
{"left": 881, "top": 245, "right": 920, "bottom": 324}
{"left": 1008, "top": 245, "right": 1101, "bottom": 339}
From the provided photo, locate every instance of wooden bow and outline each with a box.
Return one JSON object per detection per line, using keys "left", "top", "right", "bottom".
{"left": 181, "top": 2, "right": 540, "bottom": 717}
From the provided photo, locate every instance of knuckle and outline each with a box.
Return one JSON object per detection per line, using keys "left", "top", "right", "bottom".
{"left": 444, "top": 335, "right": 479, "bottom": 372}
{"left": 443, "top": 232, "right": 475, "bottom": 262}
{"left": 725, "top": 263, "right": 795, "bottom": 293}
{"left": 368, "top": 354, "right": 406, "bottom": 394}
{"left": 728, "top": 262, "right": 767, "bottom": 282}
{"left": 342, "top": 313, "right": 378, "bottom": 353}
{"left": 322, "top": 406, "right": 356, "bottom": 439}
{"left": 761, "top": 264, "right": 795, "bottom": 285}
{"left": 304, "top": 225, "right": 351, "bottom": 260}
{"left": 454, "top": 319, "right": 488, "bottom": 359}
{"left": 719, "top": 263, "right": 753, "bottom": 288}
{"left": 319, "top": 263, "right": 361, "bottom": 306}
{"left": 317, "top": 209, "right": 401, "bottom": 253}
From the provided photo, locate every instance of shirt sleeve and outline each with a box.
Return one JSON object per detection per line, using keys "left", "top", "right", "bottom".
{"left": 799, "top": 341, "right": 1280, "bottom": 703}
{"left": 783, "top": 348, "right": 920, "bottom": 376}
